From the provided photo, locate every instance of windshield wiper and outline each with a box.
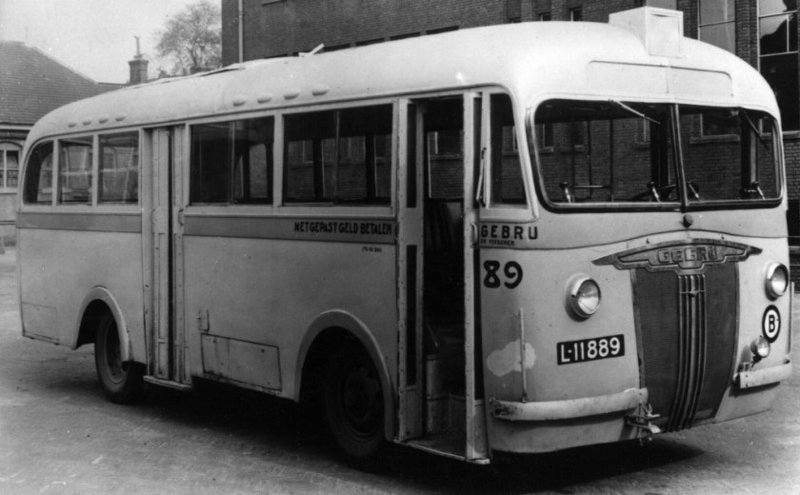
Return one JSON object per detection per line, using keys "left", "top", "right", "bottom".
{"left": 741, "top": 108, "right": 770, "bottom": 150}
{"left": 610, "top": 100, "right": 660, "bottom": 125}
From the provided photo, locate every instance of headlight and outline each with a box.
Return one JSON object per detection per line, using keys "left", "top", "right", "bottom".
{"left": 765, "top": 262, "right": 789, "bottom": 299}
{"left": 750, "top": 335, "right": 771, "bottom": 361}
{"left": 567, "top": 275, "right": 601, "bottom": 319}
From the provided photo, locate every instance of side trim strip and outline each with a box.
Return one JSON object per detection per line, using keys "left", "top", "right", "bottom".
{"left": 183, "top": 215, "right": 396, "bottom": 244}
{"left": 17, "top": 211, "right": 142, "bottom": 233}
{"left": 490, "top": 387, "right": 647, "bottom": 421}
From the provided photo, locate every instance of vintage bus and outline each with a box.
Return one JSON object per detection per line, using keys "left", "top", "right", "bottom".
{"left": 17, "top": 7, "right": 793, "bottom": 466}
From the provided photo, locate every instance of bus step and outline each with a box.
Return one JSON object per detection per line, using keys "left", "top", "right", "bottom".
{"left": 406, "top": 431, "right": 465, "bottom": 461}
{"left": 144, "top": 375, "right": 194, "bottom": 391}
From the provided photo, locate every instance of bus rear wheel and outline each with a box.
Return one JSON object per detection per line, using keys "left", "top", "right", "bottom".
{"left": 323, "top": 341, "right": 386, "bottom": 468}
{"left": 94, "top": 312, "right": 144, "bottom": 404}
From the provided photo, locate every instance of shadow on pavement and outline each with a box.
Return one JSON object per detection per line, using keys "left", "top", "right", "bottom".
{"left": 129, "top": 380, "right": 704, "bottom": 494}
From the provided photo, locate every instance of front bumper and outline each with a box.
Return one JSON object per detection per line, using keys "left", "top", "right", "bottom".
{"left": 491, "top": 359, "right": 792, "bottom": 423}
{"left": 491, "top": 387, "right": 648, "bottom": 422}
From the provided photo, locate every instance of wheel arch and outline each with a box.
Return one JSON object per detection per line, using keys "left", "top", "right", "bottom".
{"left": 295, "top": 309, "right": 396, "bottom": 441}
{"left": 74, "top": 287, "right": 131, "bottom": 362}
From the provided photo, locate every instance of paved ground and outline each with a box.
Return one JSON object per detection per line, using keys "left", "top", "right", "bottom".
{"left": 0, "top": 246, "right": 798, "bottom": 494}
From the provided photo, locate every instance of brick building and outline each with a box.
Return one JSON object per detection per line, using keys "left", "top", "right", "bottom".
{"left": 221, "top": 0, "right": 800, "bottom": 243}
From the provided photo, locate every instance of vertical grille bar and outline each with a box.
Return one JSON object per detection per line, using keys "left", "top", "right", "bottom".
{"left": 685, "top": 275, "right": 707, "bottom": 428}
{"left": 667, "top": 274, "right": 707, "bottom": 431}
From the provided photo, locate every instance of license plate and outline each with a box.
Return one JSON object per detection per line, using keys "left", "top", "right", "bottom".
{"left": 557, "top": 334, "right": 625, "bottom": 365}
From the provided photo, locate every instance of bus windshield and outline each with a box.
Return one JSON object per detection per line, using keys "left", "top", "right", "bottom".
{"left": 531, "top": 100, "right": 781, "bottom": 209}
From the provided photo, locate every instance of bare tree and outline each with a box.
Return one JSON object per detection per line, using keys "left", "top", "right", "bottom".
{"left": 156, "top": 0, "right": 221, "bottom": 76}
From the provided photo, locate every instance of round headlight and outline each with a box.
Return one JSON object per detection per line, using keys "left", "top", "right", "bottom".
{"left": 750, "top": 335, "right": 771, "bottom": 360}
{"left": 765, "top": 262, "right": 789, "bottom": 299}
{"left": 567, "top": 276, "right": 601, "bottom": 319}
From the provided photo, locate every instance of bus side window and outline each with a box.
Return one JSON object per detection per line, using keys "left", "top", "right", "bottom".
{"left": 22, "top": 141, "right": 54, "bottom": 204}
{"left": 284, "top": 104, "right": 392, "bottom": 205}
{"left": 190, "top": 116, "right": 274, "bottom": 205}
{"left": 191, "top": 122, "right": 230, "bottom": 204}
{"left": 58, "top": 137, "right": 93, "bottom": 205}
{"left": 99, "top": 132, "right": 139, "bottom": 204}
{"left": 233, "top": 117, "right": 273, "bottom": 204}
{"left": 490, "top": 94, "right": 526, "bottom": 205}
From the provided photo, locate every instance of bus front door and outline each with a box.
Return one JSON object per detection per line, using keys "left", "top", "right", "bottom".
{"left": 397, "top": 94, "right": 487, "bottom": 462}
{"left": 142, "top": 126, "right": 190, "bottom": 389}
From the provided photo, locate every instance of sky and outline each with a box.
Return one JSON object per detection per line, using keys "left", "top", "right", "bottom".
{"left": 0, "top": 0, "right": 200, "bottom": 84}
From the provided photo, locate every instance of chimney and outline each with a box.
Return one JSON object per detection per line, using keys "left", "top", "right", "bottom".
{"left": 128, "top": 36, "right": 149, "bottom": 85}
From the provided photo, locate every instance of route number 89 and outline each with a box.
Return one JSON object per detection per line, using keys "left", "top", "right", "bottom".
{"left": 483, "top": 261, "right": 523, "bottom": 289}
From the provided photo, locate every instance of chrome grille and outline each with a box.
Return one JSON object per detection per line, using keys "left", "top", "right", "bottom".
{"left": 669, "top": 274, "right": 707, "bottom": 431}
{"left": 634, "top": 264, "right": 736, "bottom": 432}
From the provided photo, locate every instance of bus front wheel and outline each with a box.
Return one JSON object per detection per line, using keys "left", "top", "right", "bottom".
{"left": 323, "top": 341, "right": 386, "bottom": 467}
{"left": 94, "top": 312, "right": 144, "bottom": 404}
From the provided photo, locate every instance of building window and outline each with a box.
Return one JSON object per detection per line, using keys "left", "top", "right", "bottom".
{"left": 699, "top": 0, "right": 735, "bottom": 52}
{"left": 506, "top": 0, "right": 521, "bottom": 22}
{"left": 539, "top": 12, "right": 552, "bottom": 21}
{"left": 569, "top": 8, "right": 582, "bottom": 22}
{"left": 699, "top": 0, "right": 738, "bottom": 136}
{"left": 536, "top": 123, "right": 554, "bottom": 148}
{"left": 0, "top": 143, "right": 20, "bottom": 190}
{"left": 759, "top": 0, "right": 799, "bottom": 131}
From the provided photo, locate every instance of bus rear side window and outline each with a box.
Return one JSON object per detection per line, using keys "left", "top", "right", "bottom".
{"left": 284, "top": 104, "right": 392, "bottom": 205}
{"left": 58, "top": 137, "right": 93, "bottom": 204}
{"left": 99, "top": 132, "right": 139, "bottom": 204}
{"left": 23, "top": 141, "right": 54, "bottom": 204}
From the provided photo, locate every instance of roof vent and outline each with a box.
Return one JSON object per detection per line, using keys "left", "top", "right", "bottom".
{"left": 609, "top": 7, "right": 683, "bottom": 58}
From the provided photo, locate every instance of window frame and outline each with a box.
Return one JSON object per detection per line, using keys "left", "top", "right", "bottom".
{"left": 0, "top": 142, "right": 22, "bottom": 192}
{"left": 57, "top": 134, "right": 96, "bottom": 206}
{"left": 758, "top": 0, "right": 800, "bottom": 132}
{"left": 188, "top": 115, "right": 276, "bottom": 207}
{"left": 21, "top": 140, "right": 56, "bottom": 206}
{"left": 698, "top": 0, "right": 736, "bottom": 53}
{"left": 98, "top": 131, "right": 140, "bottom": 205}
{"left": 528, "top": 97, "right": 784, "bottom": 213}
{"left": 698, "top": 0, "right": 738, "bottom": 137}
{"left": 281, "top": 102, "right": 395, "bottom": 209}
{"left": 21, "top": 131, "right": 142, "bottom": 211}
{"left": 183, "top": 100, "right": 397, "bottom": 218}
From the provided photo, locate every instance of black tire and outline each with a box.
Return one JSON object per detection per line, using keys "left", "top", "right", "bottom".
{"left": 94, "top": 312, "right": 144, "bottom": 404}
{"left": 323, "top": 341, "right": 386, "bottom": 468}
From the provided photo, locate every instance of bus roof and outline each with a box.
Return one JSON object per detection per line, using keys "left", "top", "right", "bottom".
{"left": 26, "top": 9, "right": 778, "bottom": 144}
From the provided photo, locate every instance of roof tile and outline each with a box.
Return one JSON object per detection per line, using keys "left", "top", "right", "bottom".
{"left": 0, "top": 41, "right": 118, "bottom": 126}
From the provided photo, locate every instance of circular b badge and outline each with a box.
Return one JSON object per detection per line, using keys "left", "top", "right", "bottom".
{"left": 762, "top": 305, "right": 781, "bottom": 343}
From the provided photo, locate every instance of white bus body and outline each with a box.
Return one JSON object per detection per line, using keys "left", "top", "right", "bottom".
{"left": 18, "top": 7, "right": 792, "bottom": 465}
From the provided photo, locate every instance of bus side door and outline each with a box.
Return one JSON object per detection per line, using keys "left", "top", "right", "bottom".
{"left": 142, "top": 126, "right": 190, "bottom": 388}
